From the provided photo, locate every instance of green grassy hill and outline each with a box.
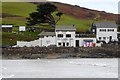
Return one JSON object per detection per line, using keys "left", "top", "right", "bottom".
{"left": 2, "top": 2, "right": 93, "bottom": 31}
{"left": 2, "top": 2, "right": 36, "bottom": 17}
{"left": 2, "top": 2, "right": 36, "bottom": 26}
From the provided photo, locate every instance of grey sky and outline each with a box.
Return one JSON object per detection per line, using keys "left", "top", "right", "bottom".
{"left": 48, "top": 0, "right": 119, "bottom": 14}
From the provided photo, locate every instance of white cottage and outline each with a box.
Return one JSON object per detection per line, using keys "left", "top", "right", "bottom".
{"left": 91, "top": 22, "right": 118, "bottom": 43}
{"left": 38, "top": 32, "right": 56, "bottom": 47}
{"left": 55, "top": 26, "right": 76, "bottom": 47}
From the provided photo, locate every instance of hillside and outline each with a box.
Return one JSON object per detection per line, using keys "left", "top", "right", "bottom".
{"left": 32, "top": 2, "right": 117, "bottom": 21}
{"left": 2, "top": 2, "right": 93, "bottom": 32}
{"left": 2, "top": 2, "right": 117, "bottom": 31}
{"left": 53, "top": 2, "right": 117, "bottom": 21}
{"left": 2, "top": 2, "right": 36, "bottom": 26}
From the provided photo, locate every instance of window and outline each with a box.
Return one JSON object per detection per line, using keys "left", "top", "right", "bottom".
{"left": 66, "top": 43, "right": 69, "bottom": 46}
{"left": 57, "top": 34, "right": 63, "bottom": 38}
{"left": 103, "top": 37, "right": 106, "bottom": 40}
{"left": 108, "top": 29, "right": 114, "bottom": 32}
{"left": 66, "top": 34, "right": 71, "bottom": 38}
{"left": 112, "top": 29, "right": 114, "bottom": 31}
{"left": 100, "top": 29, "right": 106, "bottom": 32}
{"left": 63, "top": 43, "right": 65, "bottom": 47}
{"left": 58, "top": 43, "right": 61, "bottom": 46}
{"left": 99, "top": 37, "right": 101, "bottom": 40}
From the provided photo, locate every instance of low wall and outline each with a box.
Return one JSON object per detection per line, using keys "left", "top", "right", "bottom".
{"left": 17, "top": 40, "right": 41, "bottom": 47}
{"left": 16, "top": 36, "right": 56, "bottom": 47}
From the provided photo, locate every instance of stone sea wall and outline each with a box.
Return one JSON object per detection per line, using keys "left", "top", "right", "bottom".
{"left": 2, "top": 44, "right": 120, "bottom": 59}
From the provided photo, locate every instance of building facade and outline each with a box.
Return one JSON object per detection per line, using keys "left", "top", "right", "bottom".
{"left": 91, "top": 22, "right": 118, "bottom": 43}
{"left": 16, "top": 25, "right": 96, "bottom": 47}
{"left": 38, "top": 32, "right": 56, "bottom": 47}
{"left": 55, "top": 26, "right": 76, "bottom": 47}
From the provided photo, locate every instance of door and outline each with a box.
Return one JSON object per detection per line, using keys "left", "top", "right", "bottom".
{"left": 109, "top": 36, "right": 112, "bottom": 42}
{"left": 76, "top": 40, "right": 79, "bottom": 47}
{"left": 63, "top": 42, "right": 65, "bottom": 47}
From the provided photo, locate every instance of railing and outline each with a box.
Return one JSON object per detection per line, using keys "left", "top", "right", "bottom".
{"left": 75, "top": 34, "right": 96, "bottom": 38}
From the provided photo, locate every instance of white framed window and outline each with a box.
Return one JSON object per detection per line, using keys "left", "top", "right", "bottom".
{"left": 58, "top": 34, "right": 63, "bottom": 38}
{"left": 66, "top": 34, "right": 71, "bottom": 38}
{"left": 108, "top": 29, "right": 114, "bottom": 32}
{"left": 99, "top": 37, "right": 102, "bottom": 40}
{"left": 100, "top": 29, "right": 106, "bottom": 32}
{"left": 58, "top": 43, "right": 61, "bottom": 46}
{"left": 103, "top": 37, "right": 106, "bottom": 40}
{"left": 66, "top": 43, "right": 69, "bottom": 46}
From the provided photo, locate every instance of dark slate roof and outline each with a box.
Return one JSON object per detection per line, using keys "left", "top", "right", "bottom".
{"left": 55, "top": 25, "right": 76, "bottom": 31}
{"left": 38, "top": 32, "right": 55, "bottom": 36}
{"left": 93, "top": 22, "right": 118, "bottom": 28}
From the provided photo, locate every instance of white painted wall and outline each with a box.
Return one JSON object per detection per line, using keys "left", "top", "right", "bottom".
{"left": 16, "top": 36, "right": 56, "bottom": 47}
{"left": 40, "top": 36, "right": 56, "bottom": 47}
{"left": 56, "top": 31, "right": 76, "bottom": 47}
{"left": 17, "top": 39, "right": 40, "bottom": 47}
{"left": 96, "top": 28, "right": 118, "bottom": 43}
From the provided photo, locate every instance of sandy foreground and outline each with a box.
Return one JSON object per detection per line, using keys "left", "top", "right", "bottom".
{"left": 0, "top": 58, "right": 118, "bottom": 78}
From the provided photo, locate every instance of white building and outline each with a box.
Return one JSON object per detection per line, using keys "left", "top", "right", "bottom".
{"left": 19, "top": 26, "right": 26, "bottom": 31}
{"left": 91, "top": 22, "right": 118, "bottom": 43}
{"left": 1, "top": 25, "right": 13, "bottom": 32}
{"left": 55, "top": 26, "right": 76, "bottom": 47}
{"left": 38, "top": 32, "right": 56, "bottom": 47}
{"left": 16, "top": 25, "right": 96, "bottom": 47}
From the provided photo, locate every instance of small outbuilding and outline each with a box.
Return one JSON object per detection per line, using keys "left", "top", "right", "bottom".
{"left": 1, "top": 25, "right": 13, "bottom": 32}
{"left": 19, "top": 26, "right": 26, "bottom": 31}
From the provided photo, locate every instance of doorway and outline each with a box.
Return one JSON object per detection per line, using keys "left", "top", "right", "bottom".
{"left": 109, "top": 36, "right": 112, "bottom": 42}
{"left": 63, "top": 42, "right": 65, "bottom": 47}
{"left": 76, "top": 40, "right": 79, "bottom": 47}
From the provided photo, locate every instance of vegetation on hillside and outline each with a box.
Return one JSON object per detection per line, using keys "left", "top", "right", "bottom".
{"left": 27, "top": 3, "right": 63, "bottom": 27}
{"left": 2, "top": 32, "right": 39, "bottom": 46}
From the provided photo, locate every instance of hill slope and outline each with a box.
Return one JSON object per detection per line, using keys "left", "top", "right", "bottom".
{"left": 2, "top": 2, "right": 117, "bottom": 32}
{"left": 2, "top": 2, "right": 36, "bottom": 26}
{"left": 33, "top": 2, "right": 117, "bottom": 21}
{"left": 54, "top": 2, "right": 117, "bottom": 21}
